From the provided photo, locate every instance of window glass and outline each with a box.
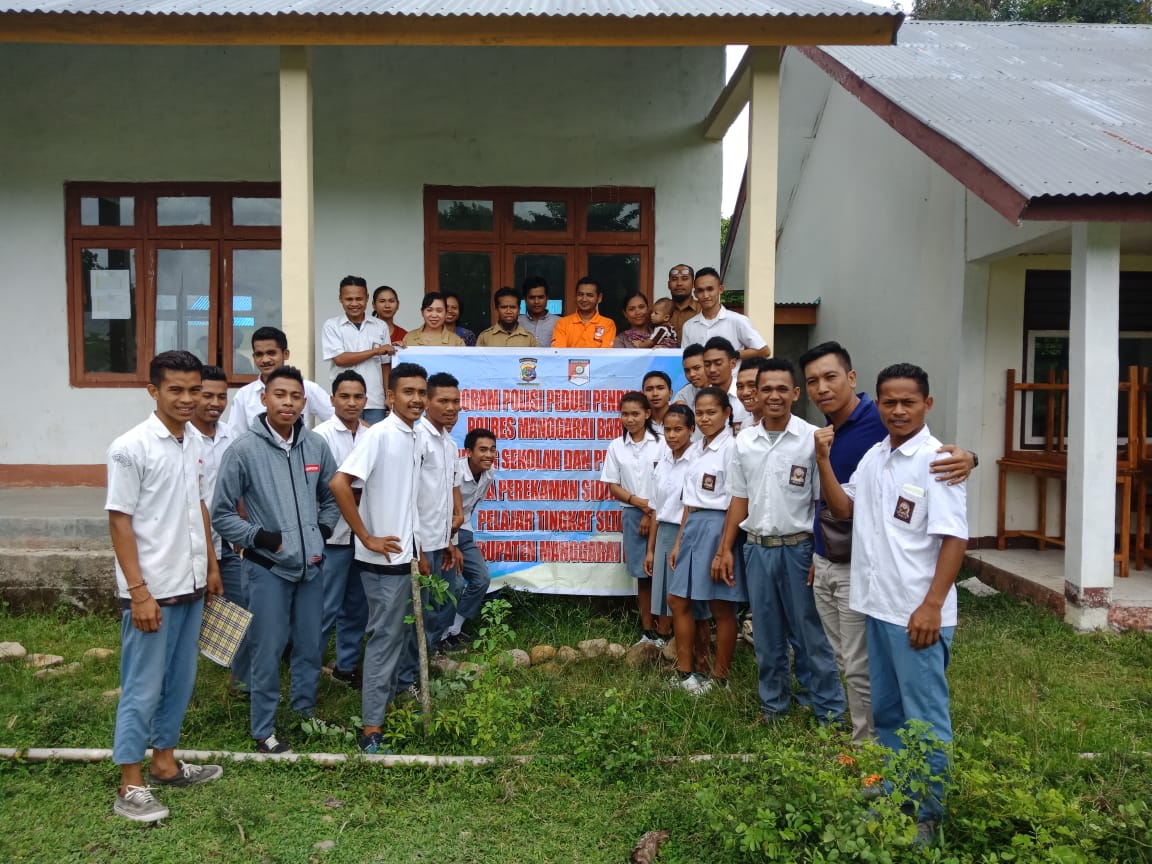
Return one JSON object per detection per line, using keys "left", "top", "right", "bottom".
{"left": 233, "top": 197, "right": 281, "bottom": 226}
{"left": 231, "top": 249, "right": 281, "bottom": 374}
{"left": 438, "top": 252, "right": 492, "bottom": 335}
{"left": 437, "top": 200, "right": 494, "bottom": 231}
{"left": 587, "top": 202, "right": 640, "bottom": 232}
{"left": 81, "top": 247, "right": 137, "bottom": 373}
{"left": 80, "top": 196, "right": 134, "bottom": 227}
{"left": 157, "top": 196, "right": 212, "bottom": 226}
{"left": 513, "top": 201, "right": 567, "bottom": 231}
{"left": 587, "top": 253, "right": 641, "bottom": 333}
{"left": 155, "top": 249, "right": 213, "bottom": 360}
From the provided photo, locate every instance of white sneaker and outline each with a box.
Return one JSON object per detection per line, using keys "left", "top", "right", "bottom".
{"left": 114, "top": 785, "right": 169, "bottom": 823}
{"left": 679, "top": 673, "right": 712, "bottom": 695}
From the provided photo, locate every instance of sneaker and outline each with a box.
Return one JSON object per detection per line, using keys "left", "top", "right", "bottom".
{"left": 668, "top": 671, "right": 693, "bottom": 689}
{"left": 358, "top": 731, "right": 391, "bottom": 755}
{"left": 256, "top": 734, "right": 291, "bottom": 754}
{"left": 148, "top": 761, "right": 224, "bottom": 787}
{"left": 405, "top": 683, "right": 421, "bottom": 701}
{"left": 331, "top": 666, "right": 363, "bottom": 690}
{"left": 914, "top": 819, "right": 941, "bottom": 847}
{"left": 637, "top": 633, "right": 657, "bottom": 645}
{"left": 114, "top": 785, "right": 169, "bottom": 823}
{"left": 680, "top": 673, "right": 711, "bottom": 695}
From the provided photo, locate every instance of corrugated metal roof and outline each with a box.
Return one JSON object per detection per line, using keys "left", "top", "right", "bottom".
{"left": 820, "top": 22, "right": 1152, "bottom": 203}
{"left": 0, "top": 0, "right": 898, "bottom": 16}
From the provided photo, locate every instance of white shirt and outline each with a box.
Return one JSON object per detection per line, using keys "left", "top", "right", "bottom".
{"left": 651, "top": 444, "right": 694, "bottom": 525}
{"left": 337, "top": 413, "right": 420, "bottom": 567}
{"left": 229, "top": 377, "right": 335, "bottom": 433}
{"left": 313, "top": 416, "right": 367, "bottom": 545}
{"left": 105, "top": 413, "right": 208, "bottom": 600}
{"left": 600, "top": 430, "right": 662, "bottom": 505}
{"left": 321, "top": 314, "right": 390, "bottom": 409}
{"left": 726, "top": 379, "right": 753, "bottom": 433}
{"left": 843, "top": 425, "right": 968, "bottom": 628}
{"left": 188, "top": 420, "right": 236, "bottom": 555}
{"left": 416, "top": 416, "right": 461, "bottom": 553}
{"left": 681, "top": 306, "right": 768, "bottom": 356}
{"left": 728, "top": 414, "right": 820, "bottom": 537}
{"left": 458, "top": 457, "right": 495, "bottom": 532}
{"left": 681, "top": 427, "right": 736, "bottom": 511}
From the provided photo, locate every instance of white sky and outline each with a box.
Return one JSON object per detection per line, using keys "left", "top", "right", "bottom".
{"left": 721, "top": 45, "right": 749, "bottom": 216}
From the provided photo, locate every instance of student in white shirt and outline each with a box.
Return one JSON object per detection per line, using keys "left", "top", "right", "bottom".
{"left": 312, "top": 370, "right": 371, "bottom": 688}
{"left": 321, "top": 276, "right": 394, "bottom": 424}
{"left": 816, "top": 363, "right": 967, "bottom": 844}
{"left": 702, "top": 337, "right": 752, "bottom": 432}
{"left": 330, "top": 362, "right": 427, "bottom": 755}
{"left": 601, "top": 392, "right": 666, "bottom": 645}
{"left": 672, "top": 343, "right": 708, "bottom": 408}
{"left": 668, "top": 387, "right": 746, "bottom": 694}
{"left": 106, "top": 350, "right": 223, "bottom": 823}
{"left": 734, "top": 358, "right": 767, "bottom": 427}
{"left": 681, "top": 267, "right": 771, "bottom": 361}
{"left": 716, "top": 359, "right": 846, "bottom": 726}
{"left": 642, "top": 371, "right": 673, "bottom": 435}
{"left": 229, "top": 326, "right": 334, "bottom": 432}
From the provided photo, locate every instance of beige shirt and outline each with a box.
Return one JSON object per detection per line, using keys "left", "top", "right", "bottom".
{"left": 669, "top": 298, "right": 700, "bottom": 341}
{"left": 402, "top": 327, "right": 466, "bottom": 347}
{"left": 476, "top": 324, "right": 539, "bottom": 348}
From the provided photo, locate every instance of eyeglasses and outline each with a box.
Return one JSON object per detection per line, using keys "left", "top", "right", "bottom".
{"left": 669, "top": 268, "right": 692, "bottom": 277}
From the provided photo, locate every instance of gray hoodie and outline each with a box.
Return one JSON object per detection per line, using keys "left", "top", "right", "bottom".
{"left": 212, "top": 415, "right": 339, "bottom": 583}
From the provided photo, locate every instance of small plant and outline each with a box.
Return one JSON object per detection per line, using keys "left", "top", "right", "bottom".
{"left": 570, "top": 688, "right": 657, "bottom": 782}
{"left": 473, "top": 597, "right": 516, "bottom": 655}
{"left": 298, "top": 716, "right": 358, "bottom": 746}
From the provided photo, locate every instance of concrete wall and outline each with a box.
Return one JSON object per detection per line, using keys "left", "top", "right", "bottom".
{"left": 0, "top": 45, "right": 722, "bottom": 466}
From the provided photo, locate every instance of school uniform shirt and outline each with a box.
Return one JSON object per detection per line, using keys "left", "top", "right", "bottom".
{"left": 550, "top": 312, "right": 617, "bottom": 349}
{"left": 105, "top": 413, "right": 208, "bottom": 601}
{"left": 313, "top": 417, "right": 368, "bottom": 545}
{"left": 188, "top": 421, "right": 236, "bottom": 556}
{"left": 321, "top": 314, "right": 390, "bottom": 410}
{"left": 402, "top": 327, "right": 466, "bottom": 347}
{"left": 416, "top": 416, "right": 462, "bottom": 553}
{"left": 651, "top": 444, "right": 694, "bottom": 525}
{"left": 681, "top": 306, "right": 768, "bottom": 356}
{"left": 843, "top": 424, "right": 968, "bottom": 629}
{"left": 337, "top": 413, "right": 420, "bottom": 568}
{"left": 476, "top": 324, "right": 539, "bottom": 348}
{"left": 600, "top": 431, "right": 662, "bottom": 505}
{"left": 229, "top": 377, "right": 334, "bottom": 433}
{"left": 727, "top": 379, "right": 753, "bottom": 433}
{"left": 518, "top": 312, "right": 560, "bottom": 347}
{"left": 458, "top": 456, "right": 496, "bottom": 532}
{"left": 727, "top": 414, "right": 820, "bottom": 538}
{"left": 681, "top": 427, "right": 736, "bottom": 511}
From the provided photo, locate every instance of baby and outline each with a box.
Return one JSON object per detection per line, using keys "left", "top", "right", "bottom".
{"left": 649, "top": 298, "right": 679, "bottom": 348}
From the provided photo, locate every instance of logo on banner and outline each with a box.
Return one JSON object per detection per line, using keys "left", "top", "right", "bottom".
{"left": 518, "top": 357, "right": 539, "bottom": 385}
{"left": 568, "top": 359, "right": 590, "bottom": 387}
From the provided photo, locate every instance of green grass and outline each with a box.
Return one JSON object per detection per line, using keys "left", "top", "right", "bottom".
{"left": 1, "top": 585, "right": 1151, "bottom": 862}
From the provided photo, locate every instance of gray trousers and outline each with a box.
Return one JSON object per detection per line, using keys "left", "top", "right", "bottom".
{"left": 811, "top": 553, "right": 874, "bottom": 744}
{"left": 359, "top": 561, "right": 413, "bottom": 727}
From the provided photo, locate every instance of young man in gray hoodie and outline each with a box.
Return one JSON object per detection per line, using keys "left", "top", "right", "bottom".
{"left": 212, "top": 365, "right": 339, "bottom": 753}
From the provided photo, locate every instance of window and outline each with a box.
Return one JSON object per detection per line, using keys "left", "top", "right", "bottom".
{"left": 67, "top": 182, "right": 280, "bottom": 387}
{"left": 424, "top": 186, "right": 654, "bottom": 335}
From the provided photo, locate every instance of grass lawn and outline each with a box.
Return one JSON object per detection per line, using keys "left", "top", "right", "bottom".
{"left": 1, "top": 585, "right": 1150, "bottom": 862}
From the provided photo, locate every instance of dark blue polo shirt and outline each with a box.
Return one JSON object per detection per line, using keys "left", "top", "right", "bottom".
{"left": 812, "top": 393, "right": 888, "bottom": 558}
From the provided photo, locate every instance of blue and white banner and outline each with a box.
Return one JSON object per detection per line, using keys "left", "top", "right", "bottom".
{"left": 403, "top": 347, "right": 684, "bottom": 595}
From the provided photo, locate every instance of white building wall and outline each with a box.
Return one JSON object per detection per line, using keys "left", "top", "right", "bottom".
{"left": 0, "top": 45, "right": 722, "bottom": 466}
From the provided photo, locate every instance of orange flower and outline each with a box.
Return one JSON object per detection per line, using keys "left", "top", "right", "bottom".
{"left": 862, "top": 773, "right": 883, "bottom": 787}
{"left": 836, "top": 753, "right": 857, "bottom": 768}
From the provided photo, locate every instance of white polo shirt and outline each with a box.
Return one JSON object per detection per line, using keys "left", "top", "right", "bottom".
{"left": 600, "top": 430, "right": 662, "bottom": 506}
{"left": 843, "top": 425, "right": 968, "bottom": 628}
{"left": 651, "top": 444, "right": 694, "bottom": 525}
{"left": 338, "top": 413, "right": 420, "bottom": 567}
{"left": 681, "top": 306, "right": 768, "bottom": 356}
{"left": 105, "top": 413, "right": 208, "bottom": 600}
{"left": 188, "top": 420, "right": 236, "bottom": 555}
{"left": 229, "top": 377, "right": 335, "bottom": 433}
{"left": 321, "top": 314, "right": 390, "bottom": 410}
{"left": 726, "top": 379, "right": 753, "bottom": 433}
{"left": 416, "top": 416, "right": 462, "bottom": 553}
{"left": 458, "top": 457, "right": 495, "bottom": 533}
{"left": 313, "top": 416, "right": 367, "bottom": 545}
{"left": 727, "top": 414, "right": 820, "bottom": 538}
{"left": 681, "top": 427, "right": 735, "bottom": 511}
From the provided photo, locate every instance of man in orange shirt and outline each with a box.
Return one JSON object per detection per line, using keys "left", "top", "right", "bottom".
{"left": 551, "top": 277, "right": 617, "bottom": 349}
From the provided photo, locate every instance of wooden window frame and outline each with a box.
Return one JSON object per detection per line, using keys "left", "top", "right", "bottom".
{"left": 66, "top": 181, "right": 280, "bottom": 387}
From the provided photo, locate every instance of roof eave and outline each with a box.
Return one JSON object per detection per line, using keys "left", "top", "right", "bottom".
{"left": 0, "top": 10, "right": 902, "bottom": 46}
{"left": 1020, "top": 196, "right": 1152, "bottom": 224}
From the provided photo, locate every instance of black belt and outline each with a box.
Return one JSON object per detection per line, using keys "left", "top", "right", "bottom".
{"left": 359, "top": 560, "right": 411, "bottom": 576}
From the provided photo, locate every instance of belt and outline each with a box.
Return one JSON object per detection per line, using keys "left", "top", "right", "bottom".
{"left": 686, "top": 506, "right": 726, "bottom": 514}
{"left": 359, "top": 560, "right": 411, "bottom": 576}
{"left": 746, "top": 531, "right": 813, "bottom": 548}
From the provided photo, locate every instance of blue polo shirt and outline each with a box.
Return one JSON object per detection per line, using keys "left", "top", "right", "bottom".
{"left": 813, "top": 393, "right": 888, "bottom": 558}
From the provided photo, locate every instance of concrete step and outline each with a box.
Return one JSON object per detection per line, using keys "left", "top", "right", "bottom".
{"left": 0, "top": 487, "right": 109, "bottom": 551}
{"left": 0, "top": 546, "right": 117, "bottom": 613}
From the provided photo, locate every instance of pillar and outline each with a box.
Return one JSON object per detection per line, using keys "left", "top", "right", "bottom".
{"left": 742, "top": 47, "right": 780, "bottom": 346}
{"left": 279, "top": 46, "right": 315, "bottom": 379}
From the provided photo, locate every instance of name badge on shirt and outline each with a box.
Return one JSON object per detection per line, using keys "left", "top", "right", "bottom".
{"left": 701, "top": 473, "right": 716, "bottom": 492}
{"left": 789, "top": 465, "right": 808, "bottom": 487}
{"left": 594, "top": 326, "right": 605, "bottom": 340}
{"left": 894, "top": 496, "right": 916, "bottom": 523}
{"left": 305, "top": 464, "right": 321, "bottom": 474}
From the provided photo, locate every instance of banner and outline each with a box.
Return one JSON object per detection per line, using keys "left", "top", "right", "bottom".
{"left": 403, "top": 347, "right": 684, "bottom": 595}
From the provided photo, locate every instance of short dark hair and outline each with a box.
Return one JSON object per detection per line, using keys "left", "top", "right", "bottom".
{"left": 619, "top": 391, "right": 656, "bottom": 440}
{"left": 622, "top": 291, "right": 648, "bottom": 309}
{"left": 149, "top": 350, "right": 203, "bottom": 387}
{"left": 427, "top": 371, "right": 460, "bottom": 394}
{"left": 493, "top": 286, "right": 520, "bottom": 306}
{"left": 339, "top": 275, "right": 368, "bottom": 292}
{"left": 389, "top": 361, "right": 428, "bottom": 390}
{"left": 252, "top": 326, "right": 288, "bottom": 351}
{"left": 465, "top": 428, "right": 496, "bottom": 450}
{"left": 441, "top": 291, "right": 460, "bottom": 305}
{"left": 521, "top": 276, "right": 549, "bottom": 297}
{"left": 695, "top": 266, "right": 721, "bottom": 283}
{"left": 682, "top": 343, "right": 706, "bottom": 362}
{"left": 877, "top": 363, "right": 930, "bottom": 398}
{"left": 664, "top": 403, "right": 695, "bottom": 430}
{"left": 265, "top": 365, "right": 304, "bottom": 388}
{"left": 703, "top": 336, "right": 738, "bottom": 360}
{"left": 202, "top": 365, "right": 228, "bottom": 383}
{"left": 373, "top": 285, "right": 398, "bottom": 303}
{"left": 759, "top": 358, "right": 797, "bottom": 386}
{"left": 643, "top": 370, "right": 672, "bottom": 389}
{"left": 576, "top": 276, "right": 600, "bottom": 294}
{"left": 738, "top": 357, "right": 767, "bottom": 376}
{"left": 799, "top": 341, "right": 853, "bottom": 376}
{"left": 332, "top": 369, "right": 366, "bottom": 394}
{"left": 420, "top": 292, "right": 446, "bottom": 311}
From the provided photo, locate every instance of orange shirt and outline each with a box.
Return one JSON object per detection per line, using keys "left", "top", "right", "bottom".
{"left": 551, "top": 312, "right": 617, "bottom": 349}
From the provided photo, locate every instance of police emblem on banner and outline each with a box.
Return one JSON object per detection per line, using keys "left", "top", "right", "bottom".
{"left": 518, "top": 357, "right": 538, "bottom": 385}
{"left": 568, "top": 359, "right": 590, "bottom": 386}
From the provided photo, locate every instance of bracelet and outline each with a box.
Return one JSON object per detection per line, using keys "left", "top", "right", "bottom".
{"left": 126, "top": 582, "right": 148, "bottom": 592}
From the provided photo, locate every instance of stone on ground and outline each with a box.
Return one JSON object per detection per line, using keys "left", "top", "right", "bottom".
{"left": 84, "top": 647, "right": 115, "bottom": 660}
{"left": 35, "top": 660, "right": 80, "bottom": 679}
{"left": 102, "top": 687, "right": 122, "bottom": 699}
{"left": 625, "top": 642, "right": 661, "bottom": 668}
{"left": 660, "top": 638, "right": 677, "bottom": 662}
{"left": 0, "top": 642, "right": 27, "bottom": 661}
{"left": 504, "top": 648, "right": 531, "bottom": 668}
{"left": 529, "top": 644, "right": 556, "bottom": 665}
{"left": 556, "top": 645, "right": 580, "bottom": 664}
{"left": 26, "top": 653, "right": 64, "bottom": 668}
{"left": 606, "top": 642, "right": 626, "bottom": 659}
{"left": 313, "top": 840, "right": 336, "bottom": 851}
{"left": 577, "top": 638, "right": 608, "bottom": 658}
{"left": 958, "top": 576, "right": 999, "bottom": 597}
